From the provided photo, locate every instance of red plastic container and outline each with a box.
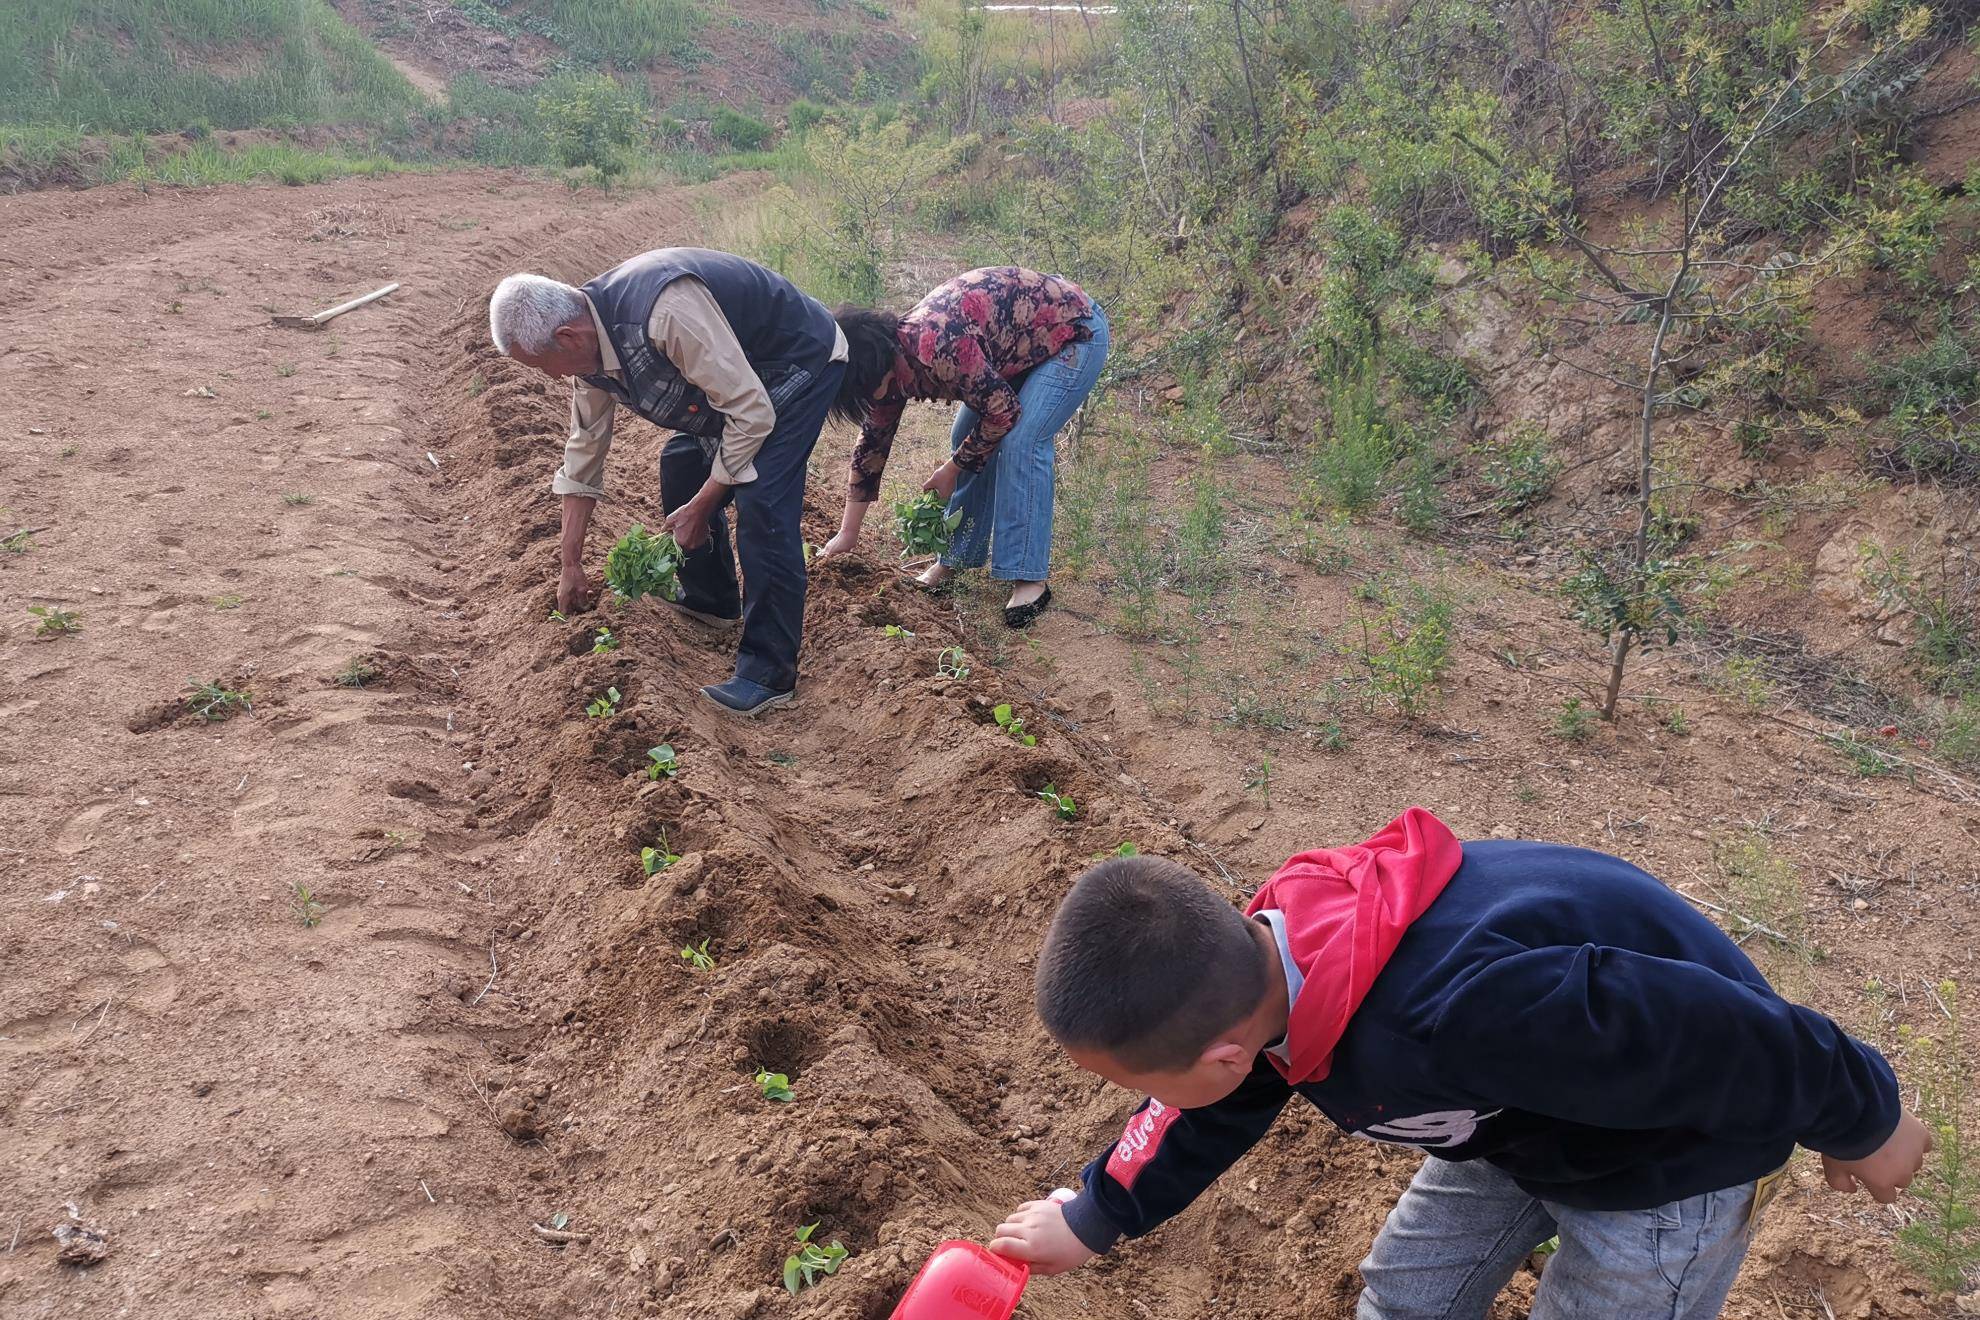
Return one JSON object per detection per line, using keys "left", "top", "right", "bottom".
{"left": 888, "top": 1241, "right": 1030, "bottom": 1320}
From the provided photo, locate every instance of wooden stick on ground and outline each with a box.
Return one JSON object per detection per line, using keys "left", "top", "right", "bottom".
{"left": 272, "top": 282, "right": 401, "bottom": 330}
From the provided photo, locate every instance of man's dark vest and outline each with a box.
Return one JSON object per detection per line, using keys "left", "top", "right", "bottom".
{"left": 579, "top": 248, "right": 837, "bottom": 441}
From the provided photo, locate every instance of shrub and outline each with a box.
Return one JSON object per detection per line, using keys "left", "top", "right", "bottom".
{"left": 711, "top": 107, "right": 773, "bottom": 150}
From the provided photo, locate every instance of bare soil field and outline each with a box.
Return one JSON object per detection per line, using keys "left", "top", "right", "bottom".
{"left": 1, "top": 169, "right": 1973, "bottom": 1319}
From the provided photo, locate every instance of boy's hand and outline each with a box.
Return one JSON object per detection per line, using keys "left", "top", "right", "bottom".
{"left": 1822, "top": 1110, "right": 1933, "bottom": 1203}
{"left": 988, "top": 1199, "right": 1095, "bottom": 1276}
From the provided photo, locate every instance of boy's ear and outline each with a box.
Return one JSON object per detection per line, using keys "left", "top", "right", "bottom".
{"left": 1199, "top": 1040, "right": 1253, "bottom": 1075}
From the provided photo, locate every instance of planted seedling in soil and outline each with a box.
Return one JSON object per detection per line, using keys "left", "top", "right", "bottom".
{"left": 586, "top": 686, "right": 622, "bottom": 719}
{"left": 782, "top": 1222, "right": 847, "bottom": 1295}
{"left": 679, "top": 937, "right": 715, "bottom": 970}
{"left": 936, "top": 646, "right": 970, "bottom": 680}
{"left": 28, "top": 605, "right": 81, "bottom": 637}
{"left": 755, "top": 1067, "right": 796, "bottom": 1103}
{"left": 186, "top": 678, "right": 252, "bottom": 721}
{"left": 1104, "top": 842, "right": 1139, "bottom": 858}
{"left": 604, "top": 523, "right": 683, "bottom": 603}
{"left": 591, "top": 627, "right": 620, "bottom": 653}
{"left": 1553, "top": 697, "right": 1594, "bottom": 742}
{"left": 281, "top": 492, "right": 314, "bottom": 507}
{"left": 212, "top": 593, "right": 243, "bottom": 610}
{"left": 1247, "top": 754, "right": 1273, "bottom": 806}
{"left": 3, "top": 530, "right": 35, "bottom": 553}
{"left": 641, "top": 830, "right": 680, "bottom": 875}
{"left": 292, "top": 883, "right": 325, "bottom": 928}
{"left": 645, "top": 744, "right": 679, "bottom": 780}
{"left": 335, "top": 656, "right": 380, "bottom": 688}
{"left": 548, "top": 609, "right": 567, "bottom": 623}
{"left": 993, "top": 703, "right": 1036, "bottom": 746}
{"left": 894, "top": 491, "right": 962, "bottom": 558}
{"left": 1038, "top": 784, "right": 1077, "bottom": 821}
{"left": 882, "top": 624, "right": 916, "bottom": 642}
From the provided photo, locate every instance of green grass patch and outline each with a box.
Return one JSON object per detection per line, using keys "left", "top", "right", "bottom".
{"left": 0, "top": 0, "right": 423, "bottom": 134}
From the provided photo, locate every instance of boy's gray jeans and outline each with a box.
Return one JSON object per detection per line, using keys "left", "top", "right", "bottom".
{"left": 1358, "top": 1155, "right": 1770, "bottom": 1320}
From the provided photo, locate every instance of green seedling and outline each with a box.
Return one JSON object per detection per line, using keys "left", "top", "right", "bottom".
{"left": 281, "top": 492, "right": 314, "bottom": 506}
{"left": 185, "top": 678, "right": 253, "bottom": 721}
{"left": 993, "top": 703, "right": 1036, "bottom": 746}
{"left": 1110, "top": 842, "right": 1139, "bottom": 857}
{"left": 3, "top": 530, "right": 35, "bottom": 553}
{"left": 882, "top": 624, "right": 916, "bottom": 642}
{"left": 1554, "top": 697, "right": 1594, "bottom": 742}
{"left": 1038, "top": 784, "right": 1077, "bottom": 821}
{"left": 276, "top": 363, "right": 297, "bottom": 378}
{"left": 893, "top": 491, "right": 963, "bottom": 558}
{"left": 936, "top": 647, "right": 970, "bottom": 680}
{"left": 254, "top": 409, "right": 272, "bottom": 421}
{"left": 645, "top": 744, "right": 678, "bottom": 780}
{"left": 548, "top": 609, "right": 568, "bottom": 623}
{"left": 467, "top": 371, "right": 486, "bottom": 396}
{"left": 1247, "top": 754, "right": 1273, "bottom": 806}
{"left": 29, "top": 605, "right": 82, "bottom": 636}
{"left": 59, "top": 445, "right": 76, "bottom": 458}
{"left": 212, "top": 593, "right": 243, "bottom": 610}
{"left": 754, "top": 1067, "right": 796, "bottom": 1103}
{"left": 292, "top": 882, "right": 325, "bottom": 928}
{"left": 680, "top": 937, "right": 715, "bottom": 971}
{"left": 591, "top": 627, "right": 620, "bottom": 653}
{"left": 782, "top": 1222, "right": 847, "bottom": 1295}
{"left": 641, "top": 828, "right": 681, "bottom": 875}
{"left": 586, "top": 686, "right": 622, "bottom": 718}
{"left": 1663, "top": 706, "right": 1691, "bottom": 737}
{"left": 334, "top": 656, "right": 379, "bottom": 688}
{"left": 604, "top": 523, "right": 683, "bottom": 603}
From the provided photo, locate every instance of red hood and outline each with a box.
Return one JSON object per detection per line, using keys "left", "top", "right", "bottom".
{"left": 1245, "top": 808, "right": 1462, "bottom": 1084}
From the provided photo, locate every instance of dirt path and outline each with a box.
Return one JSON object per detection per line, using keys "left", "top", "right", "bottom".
{"left": 1, "top": 166, "right": 1969, "bottom": 1320}
{"left": 0, "top": 169, "right": 758, "bottom": 1318}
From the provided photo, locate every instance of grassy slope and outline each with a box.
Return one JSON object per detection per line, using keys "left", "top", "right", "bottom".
{"left": 1, "top": 1, "right": 425, "bottom": 134}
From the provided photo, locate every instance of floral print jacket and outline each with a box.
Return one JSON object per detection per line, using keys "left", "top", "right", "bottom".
{"left": 849, "top": 267, "right": 1094, "bottom": 502}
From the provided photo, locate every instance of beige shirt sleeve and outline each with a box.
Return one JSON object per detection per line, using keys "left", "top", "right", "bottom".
{"left": 553, "top": 381, "right": 615, "bottom": 498}
{"left": 649, "top": 277, "right": 775, "bottom": 486}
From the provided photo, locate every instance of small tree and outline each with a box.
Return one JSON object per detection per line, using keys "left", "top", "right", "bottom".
{"left": 540, "top": 74, "right": 649, "bottom": 186}
{"left": 1461, "top": 0, "right": 1935, "bottom": 718}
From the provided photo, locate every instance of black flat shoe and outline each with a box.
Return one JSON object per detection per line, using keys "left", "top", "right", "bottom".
{"left": 1003, "top": 586, "right": 1052, "bottom": 629}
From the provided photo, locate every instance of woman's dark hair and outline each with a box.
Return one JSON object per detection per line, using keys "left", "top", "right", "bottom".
{"left": 830, "top": 306, "right": 902, "bottom": 427}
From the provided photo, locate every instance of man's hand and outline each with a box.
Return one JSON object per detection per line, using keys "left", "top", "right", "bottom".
{"left": 1823, "top": 1110, "right": 1933, "bottom": 1204}
{"left": 923, "top": 459, "right": 960, "bottom": 503}
{"left": 988, "top": 1199, "right": 1096, "bottom": 1277}
{"left": 664, "top": 498, "right": 715, "bottom": 553}
{"left": 557, "top": 562, "right": 594, "bottom": 614}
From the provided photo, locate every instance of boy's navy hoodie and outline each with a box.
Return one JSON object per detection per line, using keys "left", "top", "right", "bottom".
{"left": 1061, "top": 808, "right": 1900, "bottom": 1254}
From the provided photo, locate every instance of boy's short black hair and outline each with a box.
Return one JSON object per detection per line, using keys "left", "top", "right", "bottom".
{"left": 1035, "top": 856, "right": 1267, "bottom": 1073}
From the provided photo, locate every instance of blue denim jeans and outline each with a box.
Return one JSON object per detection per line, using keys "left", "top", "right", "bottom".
{"left": 941, "top": 303, "right": 1110, "bottom": 581}
{"left": 1357, "top": 1156, "right": 1763, "bottom": 1320}
{"left": 659, "top": 358, "right": 845, "bottom": 692}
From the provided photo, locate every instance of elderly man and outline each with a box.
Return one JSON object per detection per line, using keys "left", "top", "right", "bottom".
{"left": 489, "top": 248, "right": 849, "bottom": 716}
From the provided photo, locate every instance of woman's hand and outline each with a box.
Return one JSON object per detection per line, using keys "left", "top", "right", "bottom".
{"left": 923, "top": 459, "right": 960, "bottom": 503}
{"left": 814, "top": 501, "right": 870, "bottom": 563}
{"left": 815, "top": 528, "right": 860, "bottom": 562}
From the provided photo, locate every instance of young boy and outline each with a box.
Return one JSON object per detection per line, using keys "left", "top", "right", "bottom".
{"left": 989, "top": 808, "right": 1930, "bottom": 1319}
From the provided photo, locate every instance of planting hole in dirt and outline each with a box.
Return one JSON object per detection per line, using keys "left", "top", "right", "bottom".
{"left": 738, "top": 1018, "right": 818, "bottom": 1083}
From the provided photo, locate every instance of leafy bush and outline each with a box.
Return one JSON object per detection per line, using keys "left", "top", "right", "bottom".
{"left": 711, "top": 107, "right": 773, "bottom": 150}
{"left": 540, "top": 73, "right": 650, "bottom": 182}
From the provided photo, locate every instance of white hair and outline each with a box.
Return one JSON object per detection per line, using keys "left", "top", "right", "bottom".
{"left": 488, "top": 273, "right": 588, "bottom": 356}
